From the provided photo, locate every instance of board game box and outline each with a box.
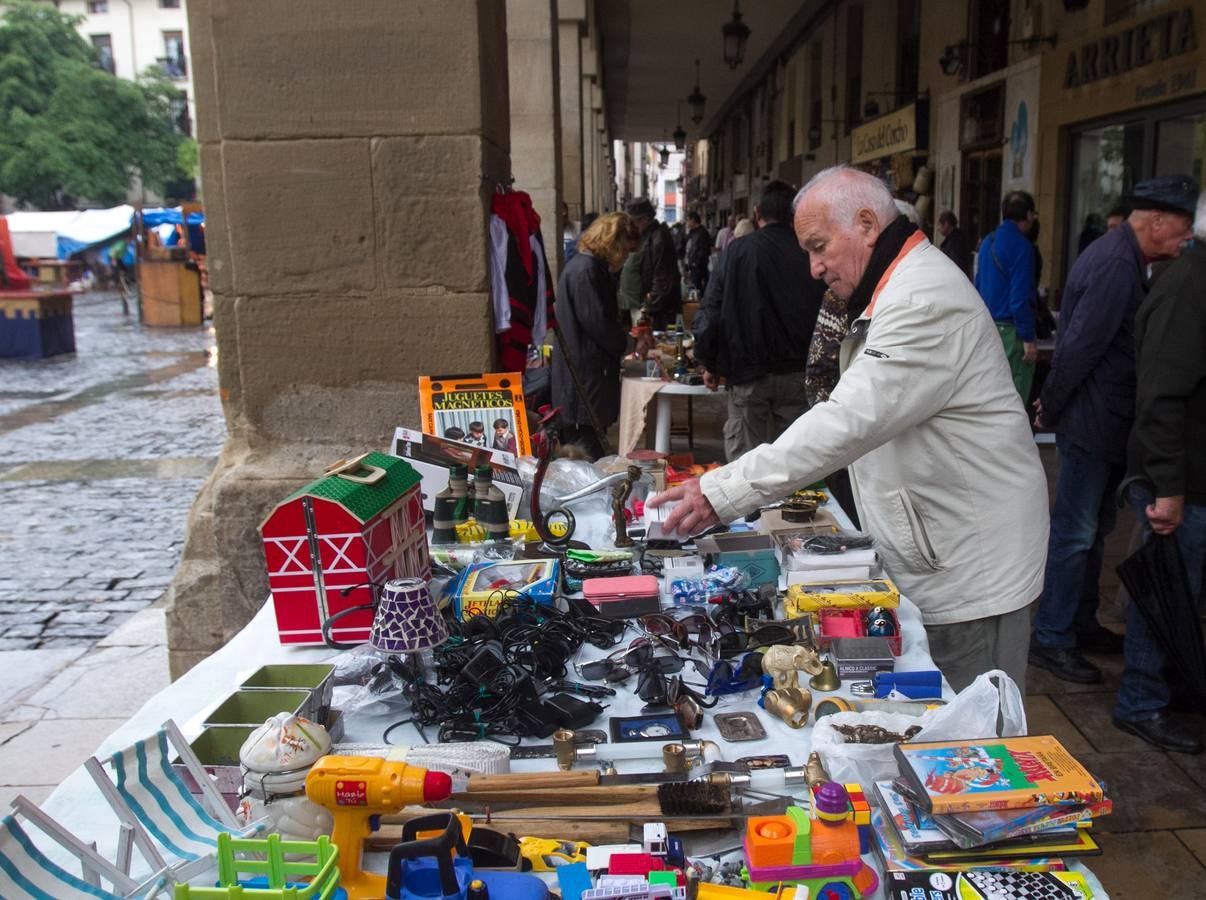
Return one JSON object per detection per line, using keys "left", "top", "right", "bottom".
{"left": 894, "top": 735, "right": 1105, "bottom": 815}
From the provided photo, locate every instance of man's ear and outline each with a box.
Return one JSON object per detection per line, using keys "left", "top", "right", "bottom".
{"left": 856, "top": 208, "right": 879, "bottom": 245}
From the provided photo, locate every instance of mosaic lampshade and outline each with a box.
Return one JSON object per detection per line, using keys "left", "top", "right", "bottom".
{"left": 370, "top": 578, "right": 448, "bottom": 653}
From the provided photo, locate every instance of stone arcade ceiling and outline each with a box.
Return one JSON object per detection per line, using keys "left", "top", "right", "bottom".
{"left": 600, "top": 0, "right": 811, "bottom": 143}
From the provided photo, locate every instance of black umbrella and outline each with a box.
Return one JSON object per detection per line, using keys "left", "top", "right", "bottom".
{"left": 1116, "top": 532, "right": 1206, "bottom": 712}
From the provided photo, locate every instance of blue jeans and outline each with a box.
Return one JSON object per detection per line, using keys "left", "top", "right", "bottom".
{"left": 1115, "top": 486, "right": 1206, "bottom": 722}
{"left": 1032, "top": 437, "right": 1125, "bottom": 649}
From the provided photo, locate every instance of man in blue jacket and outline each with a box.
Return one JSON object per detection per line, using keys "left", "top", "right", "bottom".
{"left": 975, "top": 191, "right": 1038, "bottom": 401}
{"left": 1030, "top": 176, "right": 1197, "bottom": 685}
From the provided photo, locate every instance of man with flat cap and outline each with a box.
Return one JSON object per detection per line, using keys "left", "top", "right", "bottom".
{"left": 1030, "top": 175, "right": 1198, "bottom": 692}
{"left": 625, "top": 198, "right": 682, "bottom": 330}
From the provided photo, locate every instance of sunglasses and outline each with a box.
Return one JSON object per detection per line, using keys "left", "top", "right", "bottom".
{"left": 638, "top": 612, "right": 721, "bottom": 656}
{"left": 575, "top": 637, "right": 687, "bottom": 682}
{"left": 715, "top": 623, "right": 797, "bottom": 658}
{"left": 704, "top": 652, "right": 764, "bottom": 696}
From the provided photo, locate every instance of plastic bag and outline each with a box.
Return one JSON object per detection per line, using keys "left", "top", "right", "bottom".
{"left": 811, "top": 670, "right": 1027, "bottom": 786}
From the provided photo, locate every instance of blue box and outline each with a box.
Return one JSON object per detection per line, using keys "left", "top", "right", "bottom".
{"left": 0, "top": 292, "right": 75, "bottom": 359}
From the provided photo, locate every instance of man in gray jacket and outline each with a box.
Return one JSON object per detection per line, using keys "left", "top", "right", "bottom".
{"left": 651, "top": 166, "right": 1049, "bottom": 692}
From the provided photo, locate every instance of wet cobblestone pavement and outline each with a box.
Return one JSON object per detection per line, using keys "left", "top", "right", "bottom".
{"left": 0, "top": 291, "right": 223, "bottom": 649}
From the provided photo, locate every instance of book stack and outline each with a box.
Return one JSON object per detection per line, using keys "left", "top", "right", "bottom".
{"left": 872, "top": 735, "right": 1111, "bottom": 894}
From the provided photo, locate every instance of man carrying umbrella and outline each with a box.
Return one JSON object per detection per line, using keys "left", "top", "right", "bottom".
{"left": 1114, "top": 186, "right": 1206, "bottom": 755}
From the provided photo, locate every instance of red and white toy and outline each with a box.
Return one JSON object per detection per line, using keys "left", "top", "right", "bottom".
{"left": 260, "top": 453, "right": 430, "bottom": 645}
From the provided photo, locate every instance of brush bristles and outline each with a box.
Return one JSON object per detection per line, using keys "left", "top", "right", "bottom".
{"left": 656, "top": 781, "right": 731, "bottom": 815}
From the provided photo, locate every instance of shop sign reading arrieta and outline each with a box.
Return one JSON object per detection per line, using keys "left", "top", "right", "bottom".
{"left": 1064, "top": 7, "right": 1197, "bottom": 89}
{"left": 851, "top": 103, "right": 919, "bottom": 166}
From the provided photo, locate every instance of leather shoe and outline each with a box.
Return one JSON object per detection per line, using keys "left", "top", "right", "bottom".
{"left": 1113, "top": 713, "right": 1204, "bottom": 754}
{"left": 1028, "top": 644, "right": 1103, "bottom": 684}
{"left": 1078, "top": 625, "right": 1125, "bottom": 655}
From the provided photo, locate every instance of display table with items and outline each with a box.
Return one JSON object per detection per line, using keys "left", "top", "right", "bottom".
{"left": 21, "top": 449, "right": 1112, "bottom": 900}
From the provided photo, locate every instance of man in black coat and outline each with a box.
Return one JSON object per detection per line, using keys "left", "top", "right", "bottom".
{"left": 694, "top": 180, "right": 824, "bottom": 461}
{"left": 1031, "top": 176, "right": 1197, "bottom": 685}
{"left": 1113, "top": 189, "right": 1206, "bottom": 754}
{"left": 936, "top": 210, "right": 973, "bottom": 280}
{"left": 626, "top": 198, "right": 682, "bottom": 330}
{"left": 683, "top": 211, "right": 711, "bottom": 295}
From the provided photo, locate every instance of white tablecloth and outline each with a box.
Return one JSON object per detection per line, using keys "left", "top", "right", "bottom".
{"left": 36, "top": 503, "right": 1108, "bottom": 897}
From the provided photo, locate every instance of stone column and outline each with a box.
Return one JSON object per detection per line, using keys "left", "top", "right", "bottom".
{"left": 169, "top": 0, "right": 510, "bottom": 676}
{"left": 582, "top": 99, "right": 597, "bottom": 215}
{"left": 507, "top": 0, "right": 563, "bottom": 281}
{"left": 558, "top": 7, "right": 585, "bottom": 227}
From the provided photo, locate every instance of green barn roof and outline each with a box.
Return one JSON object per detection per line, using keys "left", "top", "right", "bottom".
{"left": 285, "top": 452, "right": 421, "bottom": 523}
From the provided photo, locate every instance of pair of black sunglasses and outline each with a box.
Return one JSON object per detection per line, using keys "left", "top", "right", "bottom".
{"left": 716, "top": 623, "right": 796, "bottom": 658}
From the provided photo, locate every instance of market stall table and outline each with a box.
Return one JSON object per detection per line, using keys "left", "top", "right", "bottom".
{"left": 32, "top": 500, "right": 1112, "bottom": 898}
{"left": 619, "top": 376, "right": 726, "bottom": 455}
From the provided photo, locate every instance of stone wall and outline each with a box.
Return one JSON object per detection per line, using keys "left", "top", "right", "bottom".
{"left": 167, "top": 0, "right": 511, "bottom": 675}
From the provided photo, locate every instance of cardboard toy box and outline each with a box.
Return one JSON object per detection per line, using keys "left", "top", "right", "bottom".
{"left": 784, "top": 577, "right": 901, "bottom": 616}
{"left": 260, "top": 453, "right": 430, "bottom": 645}
{"left": 694, "top": 532, "right": 780, "bottom": 588}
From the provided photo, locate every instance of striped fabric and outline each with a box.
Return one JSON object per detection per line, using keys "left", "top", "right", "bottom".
{"left": 0, "top": 815, "right": 129, "bottom": 900}
{"left": 107, "top": 731, "right": 236, "bottom": 863}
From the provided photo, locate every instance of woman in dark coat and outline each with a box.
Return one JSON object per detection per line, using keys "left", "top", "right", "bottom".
{"left": 551, "top": 212, "right": 640, "bottom": 459}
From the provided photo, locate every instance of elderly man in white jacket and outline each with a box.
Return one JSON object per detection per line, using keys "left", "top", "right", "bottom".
{"left": 652, "top": 165, "right": 1049, "bottom": 692}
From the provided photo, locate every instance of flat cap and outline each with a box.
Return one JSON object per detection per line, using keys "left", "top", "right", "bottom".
{"left": 625, "top": 197, "right": 655, "bottom": 218}
{"left": 1129, "top": 175, "right": 1199, "bottom": 216}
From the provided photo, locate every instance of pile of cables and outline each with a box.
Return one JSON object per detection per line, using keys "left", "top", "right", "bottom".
{"left": 387, "top": 589, "right": 627, "bottom": 744}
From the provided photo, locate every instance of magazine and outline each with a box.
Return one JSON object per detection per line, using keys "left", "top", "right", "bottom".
{"left": 418, "top": 372, "right": 531, "bottom": 457}
{"left": 893, "top": 734, "right": 1104, "bottom": 815}
{"left": 870, "top": 809, "right": 1063, "bottom": 874}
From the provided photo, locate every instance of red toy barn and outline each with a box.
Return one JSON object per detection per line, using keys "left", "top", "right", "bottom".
{"left": 260, "top": 453, "right": 430, "bottom": 645}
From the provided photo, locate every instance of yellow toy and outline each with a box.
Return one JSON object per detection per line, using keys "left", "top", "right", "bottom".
{"left": 304, "top": 755, "right": 452, "bottom": 900}
{"left": 518, "top": 836, "right": 590, "bottom": 871}
{"left": 697, "top": 885, "right": 801, "bottom": 899}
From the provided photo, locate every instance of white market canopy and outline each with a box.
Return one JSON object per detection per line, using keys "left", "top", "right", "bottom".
{"left": 4, "top": 205, "right": 134, "bottom": 259}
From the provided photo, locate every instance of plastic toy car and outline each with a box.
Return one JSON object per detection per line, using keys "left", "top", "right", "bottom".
{"left": 519, "top": 836, "right": 590, "bottom": 872}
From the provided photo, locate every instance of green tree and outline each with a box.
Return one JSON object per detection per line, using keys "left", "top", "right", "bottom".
{"left": 0, "top": 2, "right": 188, "bottom": 208}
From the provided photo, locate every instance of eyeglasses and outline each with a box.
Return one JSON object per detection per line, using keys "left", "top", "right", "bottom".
{"left": 715, "top": 623, "right": 797, "bottom": 658}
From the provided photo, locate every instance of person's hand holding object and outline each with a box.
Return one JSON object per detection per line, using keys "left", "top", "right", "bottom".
{"left": 647, "top": 477, "right": 722, "bottom": 536}
{"left": 1146, "top": 495, "right": 1184, "bottom": 535}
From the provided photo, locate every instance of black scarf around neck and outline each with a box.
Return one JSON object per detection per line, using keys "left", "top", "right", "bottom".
{"left": 846, "top": 215, "right": 919, "bottom": 324}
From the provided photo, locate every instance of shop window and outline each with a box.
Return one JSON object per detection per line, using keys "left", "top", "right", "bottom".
{"left": 87, "top": 1, "right": 108, "bottom": 12}
{"left": 968, "top": 0, "right": 1009, "bottom": 80}
{"left": 162, "top": 31, "right": 186, "bottom": 78}
{"left": 1156, "top": 112, "right": 1206, "bottom": 186}
{"left": 1104, "top": 0, "right": 1170, "bottom": 27}
{"left": 159, "top": 0, "right": 181, "bottom": 7}
{"left": 91, "top": 34, "right": 114, "bottom": 74}
{"left": 896, "top": 0, "right": 920, "bottom": 99}
{"left": 1066, "top": 121, "right": 1144, "bottom": 269}
{"left": 844, "top": 5, "right": 863, "bottom": 133}
{"left": 808, "top": 40, "right": 823, "bottom": 150}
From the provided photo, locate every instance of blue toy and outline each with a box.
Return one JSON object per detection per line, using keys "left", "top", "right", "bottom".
{"left": 385, "top": 813, "right": 549, "bottom": 900}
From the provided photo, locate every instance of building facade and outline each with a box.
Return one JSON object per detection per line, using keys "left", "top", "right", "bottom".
{"left": 694, "top": 0, "right": 1205, "bottom": 299}
{"left": 57, "top": 0, "right": 195, "bottom": 136}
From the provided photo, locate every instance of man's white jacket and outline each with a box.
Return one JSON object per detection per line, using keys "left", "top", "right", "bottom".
{"left": 700, "top": 233, "right": 1048, "bottom": 625}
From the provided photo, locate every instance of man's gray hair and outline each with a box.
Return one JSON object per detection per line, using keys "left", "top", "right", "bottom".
{"left": 1195, "top": 191, "right": 1206, "bottom": 240}
{"left": 793, "top": 165, "right": 898, "bottom": 226}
